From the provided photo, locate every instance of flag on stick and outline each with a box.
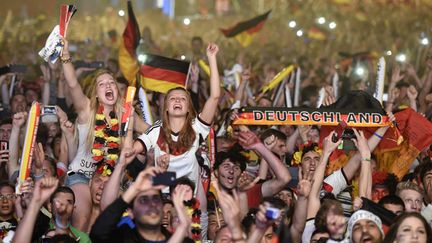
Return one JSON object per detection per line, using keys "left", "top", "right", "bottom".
{"left": 220, "top": 11, "right": 271, "bottom": 47}
{"left": 119, "top": 0, "right": 141, "bottom": 85}
{"left": 139, "top": 54, "right": 190, "bottom": 93}
{"left": 120, "top": 86, "right": 136, "bottom": 136}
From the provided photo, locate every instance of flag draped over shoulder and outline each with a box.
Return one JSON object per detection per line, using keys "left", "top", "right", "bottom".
{"left": 220, "top": 10, "right": 271, "bottom": 47}
{"left": 139, "top": 53, "right": 190, "bottom": 93}
{"left": 119, "top": 0, "right": 141, "bottom": 85}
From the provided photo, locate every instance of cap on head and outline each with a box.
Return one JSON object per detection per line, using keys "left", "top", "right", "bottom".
{"left": 348, "top": 210, "right": 383, "bottom": 241}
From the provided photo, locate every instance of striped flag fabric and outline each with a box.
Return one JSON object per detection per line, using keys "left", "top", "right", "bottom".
{"left": 139, "top": 53, "right": 190, "bottom": 93}
{"left": 220, "top": 10, "right": 271, "bottom": 47}
{"left": 118, "top": 0, "right": 141, "bottom": 86}
{"left": 119, "top": 1, "right": 189, "bottom": 94}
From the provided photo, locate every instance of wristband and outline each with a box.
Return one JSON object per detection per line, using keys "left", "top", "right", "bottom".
{"left": 373, "top": 132, "right": 383, "bottom": 139}
{"left": 33, "top": 172, "right": 45, "bottom": 180}
{"left": 61, "top": 57, "right": 71, "bottom": 64}
{"left": 362, "top": 158, "right": 371, "bottom": 162}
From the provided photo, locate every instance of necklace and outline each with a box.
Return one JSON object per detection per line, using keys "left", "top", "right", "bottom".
{"left": 92, "top": 105, "right": 120, "bottom": 176}
{"left": 185, "top": 199, "right": 202, "bottom": 243}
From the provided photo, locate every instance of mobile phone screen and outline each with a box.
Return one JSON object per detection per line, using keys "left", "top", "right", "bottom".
{"left": 0, "top": 141, "right": 8, "bottom": 151}
{"left": 152, "top": 172, "right": 176, "bottom": 186}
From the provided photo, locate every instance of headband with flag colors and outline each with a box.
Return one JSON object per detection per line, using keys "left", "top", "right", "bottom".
{"left": 220, "top": 10, "right": 271, "bottom": 47}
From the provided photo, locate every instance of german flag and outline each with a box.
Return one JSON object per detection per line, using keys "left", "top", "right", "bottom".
{"left": 319, "top": 91, "right": 432, "bottom": 179}
{"left": 119, "top": 0, "right": 141, "bottom": 85}
{"left": 308, "top": 27, "right": 326, "bottom": 41}
{"left": 373, "top": 108, "right": 432, "bottom": 179}
{"left": 220, "top": 10, "right": 271, "bottom": 47}
{"left": 139, "top": 53, "right": 190, "bottom": 93}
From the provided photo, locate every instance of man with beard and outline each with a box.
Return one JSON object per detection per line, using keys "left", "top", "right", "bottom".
{"left": 90, "top": 167, "right": 193, "bottom": 243}
{"left": 348, "top": 210, "right": 383, "bottom": 243}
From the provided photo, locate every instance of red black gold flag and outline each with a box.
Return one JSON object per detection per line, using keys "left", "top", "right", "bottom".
{"left": 319, "top": 91, "right": 432, "bottom": 179}
{"left": 220, "top": 10, "right": 271, "bottom": 47}
{"left": 372, "top": 108, "right": 432, "bottom": 179}
{"left": 119, "top": 0, "right": 141, "bottom": 86}
{"left": 139, "top": 53, "right": 190, "bottom": 94}
{"left": 308, "top": 27, "right": 326, "bottom": 41}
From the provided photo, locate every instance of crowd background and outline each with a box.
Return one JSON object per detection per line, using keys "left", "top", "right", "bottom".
{"left": 1, "top": 0, "right": 432, "bottom": 243}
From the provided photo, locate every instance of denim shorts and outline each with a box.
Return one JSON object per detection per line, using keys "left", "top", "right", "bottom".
{"left": 64, "top": 171, "right": 90, "bottom": 187}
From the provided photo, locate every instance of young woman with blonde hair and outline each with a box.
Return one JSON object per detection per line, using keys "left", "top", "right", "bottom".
{"left": 61, "top": 39, "right": 148, "bottom": 231}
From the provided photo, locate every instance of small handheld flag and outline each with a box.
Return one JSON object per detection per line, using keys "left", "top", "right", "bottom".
{"left": 120, "top": 86, "right": 136, "bottom": 136}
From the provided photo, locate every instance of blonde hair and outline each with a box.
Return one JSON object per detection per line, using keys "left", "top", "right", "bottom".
{"left": 85, "top": 69, "right": 124, "bottom": 150}
{"left": 395, "top": 181, "right": 422, "bottom": 196}
{"left": 161, "top": 87, "right": 196, "bottom": 152}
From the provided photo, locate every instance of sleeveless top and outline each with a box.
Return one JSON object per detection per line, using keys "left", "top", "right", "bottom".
{"left": 69, "top": 123, "right": 97, "bottom": 178}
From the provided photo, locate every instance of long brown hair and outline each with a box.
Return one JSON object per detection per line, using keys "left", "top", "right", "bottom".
{"left": 162, "top": 87, "right": 196, "bottom": 152}
{"left": 383, "top": 212, "right": 432, "bottom": 243}
{"left": 85, "top": 69, "right": 124, "bottom": 150}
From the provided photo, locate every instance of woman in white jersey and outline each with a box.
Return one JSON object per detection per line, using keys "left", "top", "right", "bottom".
{"left": 133, "top": 43, "right": 221, "bottom": 188}
{"left": 61, "top": 39, "right": 148, "bottom": 231}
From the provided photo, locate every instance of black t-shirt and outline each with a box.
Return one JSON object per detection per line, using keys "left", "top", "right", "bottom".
{"left": 0, "top": 217, "right": 18, "bottom": 239}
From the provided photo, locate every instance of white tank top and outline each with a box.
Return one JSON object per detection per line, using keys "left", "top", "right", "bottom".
{"left": 68, "top": 123, "right": 97, "bottom": 178}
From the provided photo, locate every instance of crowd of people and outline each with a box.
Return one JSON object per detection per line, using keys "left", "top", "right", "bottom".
{"left": 1, "top": 5, "right": 432, "bottom": 243}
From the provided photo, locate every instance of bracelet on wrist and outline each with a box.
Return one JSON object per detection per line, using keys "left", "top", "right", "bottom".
{"left": 362, "top": 158, "right": 371, "bottom": 162}
{"left": 373, "top": 132, "right": 383, "bottom": 139}
{"left": 61, "top": 56, "right": 71, "bottom": 64}
{"left": 33, "top": 171, "right": 45, "bottom": 180}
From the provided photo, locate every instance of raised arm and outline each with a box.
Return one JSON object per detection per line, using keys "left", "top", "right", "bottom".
{"left": 307, "top": 132, "right": 341, "bottom": 218}
{"left": 167, "top": 186, "right": 191, "bottom": 243}
{"left": 100, "top": 148, "right": 135, "bottom": 210}
{"left": 353, "top": 129, "right": 372, "bottom": 199}
{"left": 132, "top": 112, "right": 150, "bottom": 134}
{"left": 342, "top": 113, "right": 394, "bottom": 182}
{"left": 60, "top": 39, "right": 90, "bottom": 116}
{"left": 200, "top": 43, "right": 221, "bottom": 124}
{"left": 56, "top": 106, "right": 76, "bottom": 165}
{"left": 1, "top": 74, "right": 10, "bottom": 108}
{"left": 40, "top": 64, "right": 51, "bottom": 105}
{"left": 12, "top": 177, "right": 58, "bottom": 243}
{"left": 406, "top": 64, "right": 423, "bottom": 88}
{"left": 234, "top": 67, "right": 250, "bottom": 105}
{"left": 8, "top": 112, "right": 27, "bottom": 179}
{"left": 238, "top": 131, "right": 291, "bottom": 197}
{"left": 407, "top": 85, "right": 418, "bottom": 112}
{"left": 290, "top": 176, "right": 312, "bottom": 243}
